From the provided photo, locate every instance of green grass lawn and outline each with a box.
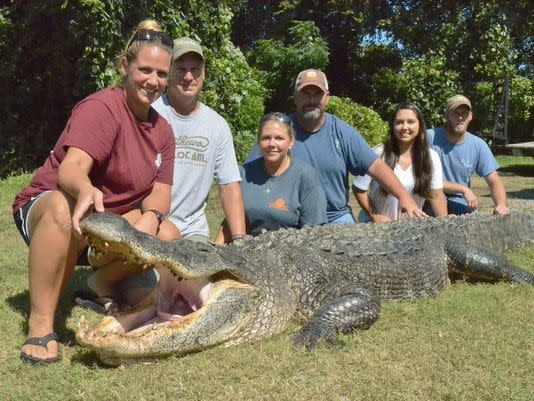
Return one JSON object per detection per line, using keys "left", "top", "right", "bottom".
{"left": 0, "top": 161, "right": 533, "bottom": 401}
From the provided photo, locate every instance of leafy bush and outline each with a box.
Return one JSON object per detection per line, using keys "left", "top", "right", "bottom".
{"left": 202, "top": 40, "right": 267, "bottom": 163}
{"left": 326, "top": 96, "right": 388, "bottom": 146}
{"left": 398, "top": 54, "right": 462, "bottom": 128}
{"left": 0, "top": 1, "right": 265, "bottom": 176}
{"left": 366, "top": 53, "right": 462, "bottom": 128}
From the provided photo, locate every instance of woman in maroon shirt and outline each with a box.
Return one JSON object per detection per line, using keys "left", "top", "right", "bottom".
{"left": 13, "top": 20, "right": 176, "bottom": 364}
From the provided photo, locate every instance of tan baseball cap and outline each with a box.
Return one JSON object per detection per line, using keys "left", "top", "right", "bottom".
{"left": 294, "top": 69, "right": 329, "bottom": 93}
{"left": 445, "top": 95, "right": 471, "bottom": 115}
{"left": 172, "top": 37, "right": 204, "bottom": 63}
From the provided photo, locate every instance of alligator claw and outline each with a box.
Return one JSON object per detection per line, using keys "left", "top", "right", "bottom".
{"left": 291, "top": 324, "right": 337, "bottom": 350}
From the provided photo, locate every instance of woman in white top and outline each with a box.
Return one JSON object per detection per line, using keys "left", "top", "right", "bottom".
{"left": 353, "top": 102, "right": 447, "bottom": 222}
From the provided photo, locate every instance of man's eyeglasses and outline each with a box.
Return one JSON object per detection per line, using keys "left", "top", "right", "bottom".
{"left": 127, "top": 29, "right": 174, "bottom": 51}
{"left": 260, "top": 112, "right": 291, "bottom": 125}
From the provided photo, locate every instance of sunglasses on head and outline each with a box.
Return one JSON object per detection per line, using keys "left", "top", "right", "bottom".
{"left": 127, "top": 29, "right": 174, "bottom": 50}
{"left": 261, "top": 112, "right": 291, "bottom": 125}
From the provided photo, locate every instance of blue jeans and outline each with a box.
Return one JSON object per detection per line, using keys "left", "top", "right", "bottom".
{"left": 357, "top": 209, "right": 372, "bottom": 223}
{"left": 328, "top": 212, "right": 356, "bottom": 225}
{"left": 423, "top": 198, "right": 476, "bottom": 216}
{"left": 446, "top": 198, "right": 477, "bottom": 216}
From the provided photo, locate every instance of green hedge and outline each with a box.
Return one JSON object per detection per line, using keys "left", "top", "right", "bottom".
{"left": 0, "top": 1, "right": 265, "bottom": 176}
{"left": 326, "top": 96, "right": 388, "bottom": 146}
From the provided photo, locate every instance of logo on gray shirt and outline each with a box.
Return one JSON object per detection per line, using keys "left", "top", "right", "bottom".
{"left": 175, "top": 136, "right": 209, "bottom": 166}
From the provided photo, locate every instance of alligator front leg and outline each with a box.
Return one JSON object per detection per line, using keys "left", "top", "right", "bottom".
{"left": 293, "top": 284, "right": 380, "bottom": 349}
{"left": 445, "top": 242, "right": 534, "bottom": 284}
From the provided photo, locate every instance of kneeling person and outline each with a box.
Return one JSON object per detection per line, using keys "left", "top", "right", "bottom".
{"left": 153, "top": 37, "right": 246, "bottom": 242}
{"left": 427, "top": 95, "right": 509, "bottom": 215}
{"left": 216, "top": 112, "right": 327, "bottom": 242}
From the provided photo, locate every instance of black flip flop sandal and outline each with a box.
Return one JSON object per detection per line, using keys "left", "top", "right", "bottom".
{"left": 20, "top": 332, "right": 60, "bottom": 365}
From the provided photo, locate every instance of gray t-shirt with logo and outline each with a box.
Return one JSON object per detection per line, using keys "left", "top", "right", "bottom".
{"left": 240, "top": 157, "right": 327, "bottom": 236}
{"left": 153, "top": 95, "right": 241, "bottom": 237}
{"left": 427, "top": 127, "right": 499, "bottom": 206}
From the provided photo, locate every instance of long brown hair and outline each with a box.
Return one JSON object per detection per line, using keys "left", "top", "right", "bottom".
{"left": 382, "top": 102, "right": 433, "bottom": 199}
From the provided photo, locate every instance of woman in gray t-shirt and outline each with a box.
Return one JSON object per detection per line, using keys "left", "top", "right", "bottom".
{"left": 215, "top": 112, "right": 327, "bottom": 241}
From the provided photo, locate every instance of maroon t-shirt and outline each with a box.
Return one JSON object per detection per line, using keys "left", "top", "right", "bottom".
{"left": 13, "top": 87, "right": 175, "bottom": 215}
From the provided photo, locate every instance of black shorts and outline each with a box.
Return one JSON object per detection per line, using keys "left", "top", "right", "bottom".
{"left": 13, "top": 191, "right": 90, "bottom": 266}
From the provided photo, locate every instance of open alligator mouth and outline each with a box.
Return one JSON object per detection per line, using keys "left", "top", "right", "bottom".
{"left": 76, "top": 213, "right": 258, "bottom": 366}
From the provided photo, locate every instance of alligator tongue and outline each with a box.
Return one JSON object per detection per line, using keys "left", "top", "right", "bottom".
{"left": 157, "top": 280, "right": 213, "bottom": 321}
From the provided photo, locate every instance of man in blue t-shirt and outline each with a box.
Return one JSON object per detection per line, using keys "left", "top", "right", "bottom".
{"left": 427, "top": 95, "right": 509, "bottom": 215}
{"left": 247, "top": 69, "right": 426, "bottom": 224}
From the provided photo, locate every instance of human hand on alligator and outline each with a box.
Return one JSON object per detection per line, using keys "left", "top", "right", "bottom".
{"left": 492, "top": 204, "right": 510, "bottom": 216}
{"left": 371, "top": 213, "right": 393, "bottom": 223}
{"left": 72, "top": 186, "right": 105, "bottom": 236}
{"left": 398, "top": 196, "right": 428, "bottom": 219}
{"left": 462, "top": 187, "right": 479, "bottom": 211}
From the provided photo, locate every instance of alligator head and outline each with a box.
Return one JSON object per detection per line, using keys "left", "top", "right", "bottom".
{"left": 76, "top": 213, "right": 294, "bottom": 366}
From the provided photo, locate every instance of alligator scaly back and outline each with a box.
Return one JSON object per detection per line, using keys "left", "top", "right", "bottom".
{"left": 77, "top": 213, "right": 533, "bottom": 365}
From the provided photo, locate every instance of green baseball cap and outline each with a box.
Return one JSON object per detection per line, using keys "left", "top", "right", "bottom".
{"left": 172, "top": 37, "right": 204, "bottom": 62}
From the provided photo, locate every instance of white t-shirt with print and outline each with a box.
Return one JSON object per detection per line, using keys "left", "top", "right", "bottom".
{"left": 353, "top": 144, "right": 443, "bottom": 220}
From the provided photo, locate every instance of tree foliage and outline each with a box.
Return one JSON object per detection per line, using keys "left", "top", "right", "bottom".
{"left": 1, "top": 1, "right": 532, "bottom": 176}
{"left": 379, "top": 0, "right": 532, "bottom": 139}
{"left": 235, "top": 0, "right": 532, "bottom": 141}
{"left": 0, "top": 0, "right": 265, "bottom": 176}
{"left": 381, "top": 53, "right": 463, "bottom": 128}
{"left": 247, "top": 20, "right": 329, "bottom": 112}
{"left": 234, "top": 0, "right": 391, "bottom": 98}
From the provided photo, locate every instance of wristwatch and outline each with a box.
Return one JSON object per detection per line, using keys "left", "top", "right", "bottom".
{"left": 144, "top": 209, "right": 165, "bottom": 225}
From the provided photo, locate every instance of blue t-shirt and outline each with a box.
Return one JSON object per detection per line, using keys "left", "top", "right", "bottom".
{"left": 240, "top": 157, "right": 327, "bottom": 236}
{"left": 427, "top": 127, "right": 499, "bottom": 205}
{"left": 246, "top": 113, "right": 377, "bottom": 222}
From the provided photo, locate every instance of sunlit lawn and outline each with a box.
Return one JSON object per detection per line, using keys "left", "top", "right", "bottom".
{"left": 0, "top": 158, "right": 532, "bottom": 401}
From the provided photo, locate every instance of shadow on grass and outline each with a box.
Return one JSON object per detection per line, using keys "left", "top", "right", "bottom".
{"left": 70, "top": 348, "right": 115, "bottom": 368}
{"left": 500, "top": 164, "right": 534, "bottom": 177}
{"left": 480, "top": 188, "right": 534, "bottom": 200}
{"left": 5, "top": 267, "right": 94, "bottom": 348}
{"left": 506, "top": 188, "right": 534, "bottom": 200}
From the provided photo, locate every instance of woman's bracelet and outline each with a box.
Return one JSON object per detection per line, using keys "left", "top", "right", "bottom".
{"left": 144, "top": 209, "right": 165, "bottom": 226}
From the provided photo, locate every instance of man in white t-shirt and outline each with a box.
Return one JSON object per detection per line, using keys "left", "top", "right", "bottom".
{"left": 153, "top": 38, "right": 246, "bottom": 242}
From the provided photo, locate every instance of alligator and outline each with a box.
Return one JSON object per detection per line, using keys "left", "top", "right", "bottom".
{"left": 76, "top": 212, "right": 534, "bottom": 366}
